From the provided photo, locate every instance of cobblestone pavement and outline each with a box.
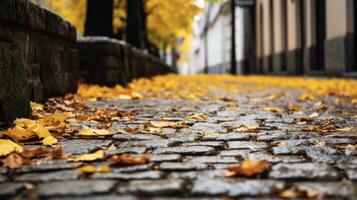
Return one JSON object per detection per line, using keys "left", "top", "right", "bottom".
{"left": 1, "top": 81, "right": 357, "bottom": 199}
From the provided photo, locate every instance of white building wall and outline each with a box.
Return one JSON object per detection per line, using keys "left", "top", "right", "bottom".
{"left": 187, "top": 2, "right": 247, "bottom": 74}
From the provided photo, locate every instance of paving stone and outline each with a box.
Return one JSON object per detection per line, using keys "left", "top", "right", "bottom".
{"left": 17, "top": 161, "right": 82, "bottom": 173}
{"left": 0, "top": 175, "right": 7, "bottom": 182}
{"left": 269, "top": 163, "right": 340, "bottom": 180}
{"left": 15, "top": 170, "right": 79, "bottom": 182}
{"left": 169, "top": 169, "right": 226, "bottom": 180}
{"left": 0, "top": 182, "right": 28, "bottom": 196}
{"left": 219, "top": 149, "right": 252, "bottom": 157}
{"left": 106, "top": 147, "right": 148, "bottom": 156}
{"left": 150, "top": 154, "right": 183, "bottom": 162}
{"left": 159, "top": 162, "right": 208, "bottom": 171}
{"left": 294, "top": 182, "right": 357, "bottom": 198}
{"left": 111, "top": 164, "right": 154, "bottom": 173}
{"left": 61, "top": 139, "right": 113, "bottom": 155}
{"left": 215, "top": 133, "right": 251, "bottom": 141}
{"left": 305, "top": 148, "right": 342, "bottom": 164}
{"left": 188, "top": 156, "right": 238, "bottom": 164}
{"left": 49, "top": 195, "right": 139, "bottom": 200}
{"left": 346, "top": 169, "right": 357, "bottom": 180}
{"left": 168, "top": 132, "right": 201, "bottom": 143}
{"left": 227, "top": 141, "right": 268, "bottom": 150}
{"left": 118, "top": 179, "right": 185, "bottom": 195}
{"left": 191, "top": 123, "right": 227, "bottom": 133}
{"left": 256, "top": 132, "right": 289, "bottom": 141}
{"left": 191, "top": 178, "right": 285, "bottom": 197}
{"left": 153, "top": 146, "right": 216, "bottom": 155}
{"left": 248, "top": 152, "right": 306, "bottom": 163}
{"left": 37, "top": 180, "right": 117, "bottom": 197}
{"left": 182, "top": 141, "right": 225, "bottom": 148}
{"left": 272, "top": 146, "right": 338, "bottom": 155}
{"left": 169, "top": 170, "right": 225, "bottom": 180}
{"left": 113, "top": 134, "right": 162, "bottom": 141}
{"left": 92, "top": 170, "right": 164, "bottom": 180}
{"left": 119, "top": 140, "right": 177, "bottom": 149}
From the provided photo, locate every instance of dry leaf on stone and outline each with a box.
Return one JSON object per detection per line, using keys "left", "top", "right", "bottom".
{"left": 186, "top": 113, "right": 208, "bottom": 120}
{"left": 107, "top": 154, "right": 149, "bottom": 165}
{"left": 69, "top": 150, "right": 105, "bottom": 162}
{"left": 123, "top": 128, "right": 141, "bottom": 134}
{"left": 262, "top": 107, "right": 283, "bottom": 113}
{"left": 150, "top": 121, "right": 188, "bottom": 129}
{"left": 225, "top": 159, "right": 269, "bottom": 177}
{"left": 278, "top": 188, "right": 301, "bottom": 198}
{"left": 298, "top": 93, "right": 316, "bottom": 101}
{"left": 42, "top": 136, "right": 58, "bottom": 146}
{"left": 234, "top": 125, "right": 260, "bottom": 133}
{"left": 0, "top": 139, "right": 24, "bottom": 156}
{"left": 0, "top": 153, "right": 32, "bottom": 169}
{"left": 78, "top": 128, "right": 113, "bottom": 137}
{"left": 76, "top": 164, "right": 111, "bottom": 174}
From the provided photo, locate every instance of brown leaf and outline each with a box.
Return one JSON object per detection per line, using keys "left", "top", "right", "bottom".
{"left": 279, "top": 188, "right": 301, "bottom": 198}
{"left": 107, "top": 154, "right": 149, "bottom": 166}
{"left": 225, "top": 159, "right": 269, "bottom": 177}
{"left": 0, "top": 153, "right": 32, "bottom": 169}
{"left": 123, "top": 128, "right": 141, "bottom": 134}
{"left": 21, "top": 147, "right": 47, "bottom": 159}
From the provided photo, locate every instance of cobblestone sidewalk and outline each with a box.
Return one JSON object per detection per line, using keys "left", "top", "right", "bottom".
{"left": 1, "top": 83, "right": 357, "bottom": 200}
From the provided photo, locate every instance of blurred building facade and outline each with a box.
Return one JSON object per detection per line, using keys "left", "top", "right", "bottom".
{"left": 189, "top": 0, "right": 357, "bottom": 76}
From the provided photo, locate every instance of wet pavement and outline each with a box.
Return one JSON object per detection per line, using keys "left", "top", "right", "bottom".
{"left": 1, "top": 85, "right": 357, "bottom": 200}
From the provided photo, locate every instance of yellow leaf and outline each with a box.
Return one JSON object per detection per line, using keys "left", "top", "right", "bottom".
{"left": 36, "top": 127, "right": 52, "bottom": 139}
{"left": 30, "top": 102, "right": 44, "bottom": 111}
{"left": 0, "top": 139, "right": 24, "bottom": 156}
{"left": 93, "top": 129, "right": 113, "bottom": 136}
{"left": 76, "top": 165, "right": 111, "bottom": 174}
{"left": 78, "top": 128, "right": 96, "bottom": 136}
{"left": 298, "top": 93, "right": 316, "bottom": 101}
{"left": 225, "top": 159, "right": 269, "bottom": 177}
{"left": 42, "top": 136, "right": 58, "bottom": 146}
{"left": 263, "top": 107, "right": 283, "bottom": 113}
{"left": 186, "top": 113, "right": 207, "bottom": 120}
{"left": 53, "top": 110, "right": 70, "bottom": 123}
{"left": 14, "top": 118, "right": 37, "bottom": 128}
{"left": 69, "top": 150, "right": 105, "bottom": 162}
{"left": 7, "top": 126, "right": 35, "bottom": 141}
{"left": 78, "top": 128, "right": 113, "bottom": 136}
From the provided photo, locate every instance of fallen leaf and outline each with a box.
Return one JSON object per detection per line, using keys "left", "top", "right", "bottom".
{"left": 286, "top": 103, "right": 301, "bottom": 112}
{"left": 0, "top": 153, "right": 31, "bottom": 169}
{"left": 298, "top": 93, "right": 316, "bottom": 101}
{"left": 234, "top": 125, "right": 260, "bottom": 133}
{"left": 309, "top": 112, "right": 319, "bottom": 118}
{"left": 42, "top": 136, "right": 58, "bottom": 146}
{"left": 76, "top": 164, "right": 111, "bottom": 174}
{"left": 6, "top": 126, "right": 35, "bottom": 141}
{"left": 0, "top": 139, "right": 24, "bottom": 156}
{"left": 186, "top": 113, "right": 207, "bottom": 120}
{"left": 107, "top": 154, "right": 149, "bottom": 165}
{"left": 263, "top": 107, "right": 283, "bottom": 113}
{"left": 69, "top": 150, "right": 105, "bottom": 162}
{"left": 279, "top": 188, "right": 301, "bottom": 198}
{"left": 225, "top": 159, "right": 269, "bottom": 177}
{"left": 123, "top": 128, "right": 141, "bottom": 134}
{"left": 77, "top": 128, "right": 113, "bottom": 137}
{"left": 150, "top": 121, "right": 187, "bottom": 128}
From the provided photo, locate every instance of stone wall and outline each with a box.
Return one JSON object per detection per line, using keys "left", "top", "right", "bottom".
{"left": 0, "top": 0, "right": 78, "bottom": 122}
{"left": 78, "top": 37, "right": 175, "bottom": 87}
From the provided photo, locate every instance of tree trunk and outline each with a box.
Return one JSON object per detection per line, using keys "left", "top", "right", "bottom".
{"left": 127, "top": 0, "right": 147, "bottom": 49}
{"left": 84, "top": 0, "right": 114, "bottom": 37}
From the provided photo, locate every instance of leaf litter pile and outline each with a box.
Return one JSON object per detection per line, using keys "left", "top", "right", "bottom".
{"left": 1, "top": 74, "right": 357, "bottom": 198}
